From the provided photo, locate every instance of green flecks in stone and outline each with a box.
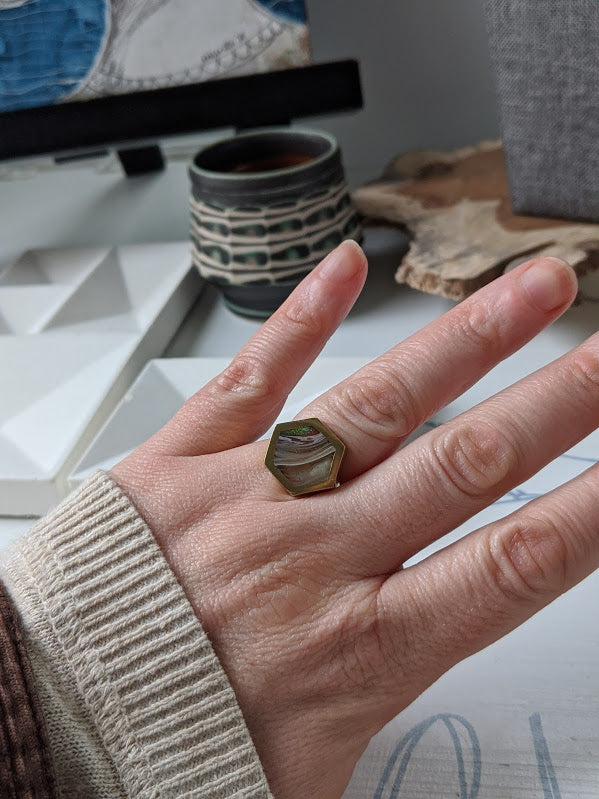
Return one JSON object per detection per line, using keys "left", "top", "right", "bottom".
{"left": 274, "top": 425, "right": 335, "bottom": 490}
{"left": 285, "top": 424, "right": 315, "bottom": 436}
{"left": 264, "top": 417, "right": 346, "bottom": 496}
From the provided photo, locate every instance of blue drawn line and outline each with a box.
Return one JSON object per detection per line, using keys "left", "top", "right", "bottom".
{"left": 445, "top": 716, "right": 470, "bottom": 797}
{"left": 498, "top": 453, "right": 599, "bottom": 504}
{"left": 561, "top": 453, "right": 599, "bottom": 468}
{"left": 374, "top": 713, "right": 481, "bottom": 799}
{"left": 529, "top": 713, "right": 562, "bottom": 799}
{"left": 254, "top": 0, "right": 307, "bottom": 24}
{"left": 497, "top": 488, "right": 545, "bottom": 505}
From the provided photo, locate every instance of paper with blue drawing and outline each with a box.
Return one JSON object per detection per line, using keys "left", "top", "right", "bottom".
{"left": 0, "top": 0, "right": 310, "bottom": 112}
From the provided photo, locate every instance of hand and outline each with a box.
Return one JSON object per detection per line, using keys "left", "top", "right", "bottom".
{"left": 110, "top": 241, "right": 597, "bottom": 798}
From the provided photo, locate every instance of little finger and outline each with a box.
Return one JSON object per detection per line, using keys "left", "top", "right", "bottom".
{"left": 377, "top": 462, "right": 599, "bottom": 689}
{"left": 333, "top": 331, "right": 599, "bottom": 575}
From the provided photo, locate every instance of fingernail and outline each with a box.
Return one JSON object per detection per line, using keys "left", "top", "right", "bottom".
{"left": 318, "top": 240, "right": 366, "bottom": 282}
{"left": 519, "top": 257, "right": 576, "bottom": 312}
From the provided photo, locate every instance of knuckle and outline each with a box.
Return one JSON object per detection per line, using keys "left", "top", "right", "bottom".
{"left": 213, "top": 354, "right": 276, "bottom": 405}
{"left": 280, "top": 293, "right": 326, "bottom": 342}
{"left": 452, "top": 302, "right": 504, "bottom": 355}
{"left": 568, "top": 349, "right": 599, "bottom": 409}
{"left": 484, "top": 518, "right": 569, "bottom": 603}
{"left": 431, "top": 421, "right": 521, "bottom": 500}
{"left": 337, "top": 367, "right": 420, "bottom": 440}
{"left": 335, "top": 587, "right": 389, "bottom": 692}
{"left": 375, "top": 584, "right": 420, "bottom": 669}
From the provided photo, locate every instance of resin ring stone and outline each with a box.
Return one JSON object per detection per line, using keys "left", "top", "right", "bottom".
{"left": 265, "top": 418, "right": 346, "bottom": 496}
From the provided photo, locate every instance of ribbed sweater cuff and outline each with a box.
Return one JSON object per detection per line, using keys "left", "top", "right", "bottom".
{"left": 9, "top": 471, "right": 272, "bottom": 798}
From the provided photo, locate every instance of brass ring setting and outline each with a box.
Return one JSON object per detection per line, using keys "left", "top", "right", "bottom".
{"left": 265, "top": 418, "right": 346, "bottom": 496}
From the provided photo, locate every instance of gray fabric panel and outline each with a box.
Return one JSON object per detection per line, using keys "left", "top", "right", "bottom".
{"left": 484, "top": 0, "right": 599, "bottom": 222}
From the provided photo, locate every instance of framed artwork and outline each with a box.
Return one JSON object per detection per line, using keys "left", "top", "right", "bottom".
{"left": 0, "top": 0, "right": 310, "bottom": 113}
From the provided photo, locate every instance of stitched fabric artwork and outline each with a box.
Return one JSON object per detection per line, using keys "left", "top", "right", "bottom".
{"left": 0, "top": 0, "right": 310, "bottom": 112}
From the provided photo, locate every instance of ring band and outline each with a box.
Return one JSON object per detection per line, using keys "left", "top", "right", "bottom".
{"left": 265, "top": 417, "right": 346, "bottom": 496}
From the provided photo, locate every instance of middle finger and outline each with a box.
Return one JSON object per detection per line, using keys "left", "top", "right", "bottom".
{"left": 300, "top": 256, "right": 577, "bottom": 482}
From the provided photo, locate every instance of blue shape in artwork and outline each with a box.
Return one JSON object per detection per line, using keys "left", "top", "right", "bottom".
{"left": 254, "top": 0, "right": 307, "bottom": 24}
{"left": 0, "top": 0, "right": 107, "bottom": 112}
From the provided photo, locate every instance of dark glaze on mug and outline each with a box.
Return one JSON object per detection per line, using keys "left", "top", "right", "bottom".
{"left": 227, "top": 153, "right": 315, "bottom": 174}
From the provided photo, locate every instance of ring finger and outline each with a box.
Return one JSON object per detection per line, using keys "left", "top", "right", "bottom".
{"left": 333, "top": 331, "right": 599, "bottom": 576}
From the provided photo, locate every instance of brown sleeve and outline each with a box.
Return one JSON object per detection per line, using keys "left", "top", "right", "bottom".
{"left": 0, "top": 580, "right": 59, "bottom": 799}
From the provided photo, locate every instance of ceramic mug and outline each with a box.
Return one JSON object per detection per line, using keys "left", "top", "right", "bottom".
{"left": 189, "top": 127, "right": 361, "bottom": 317}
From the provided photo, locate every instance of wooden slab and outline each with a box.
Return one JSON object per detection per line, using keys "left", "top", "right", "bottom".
{"left": 352, "top": 141, "right": 599, "bottom": 300}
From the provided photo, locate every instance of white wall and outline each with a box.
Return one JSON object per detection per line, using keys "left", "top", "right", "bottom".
{"left": 306, "top": 0, "right": 500, "bottom": 184}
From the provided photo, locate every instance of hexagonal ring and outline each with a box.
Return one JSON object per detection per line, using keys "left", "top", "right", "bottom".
{"left": 265, "top": 417, "right": 346, "bottom": 496}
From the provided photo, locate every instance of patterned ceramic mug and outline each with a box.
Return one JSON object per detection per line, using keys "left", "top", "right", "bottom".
{"left": 189, "top": 127, "right": 361, "bottom": 317}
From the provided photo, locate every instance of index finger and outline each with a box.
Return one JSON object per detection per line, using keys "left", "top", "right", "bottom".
{"left": 149, "top": 240, "right": 367, "bottom": 456}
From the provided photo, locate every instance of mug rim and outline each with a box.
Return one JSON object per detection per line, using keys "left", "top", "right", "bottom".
{"left": 189, "top": 126, "right": 339, "bottom": 182}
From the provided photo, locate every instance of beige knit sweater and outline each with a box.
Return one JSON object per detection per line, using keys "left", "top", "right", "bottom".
{"left": 0, "top": 471, "right": 273, "bottom": 798}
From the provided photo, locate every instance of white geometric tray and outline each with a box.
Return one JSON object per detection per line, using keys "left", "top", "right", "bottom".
{"left": 0, "top": 242, "right": 202, "bottom": 516}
